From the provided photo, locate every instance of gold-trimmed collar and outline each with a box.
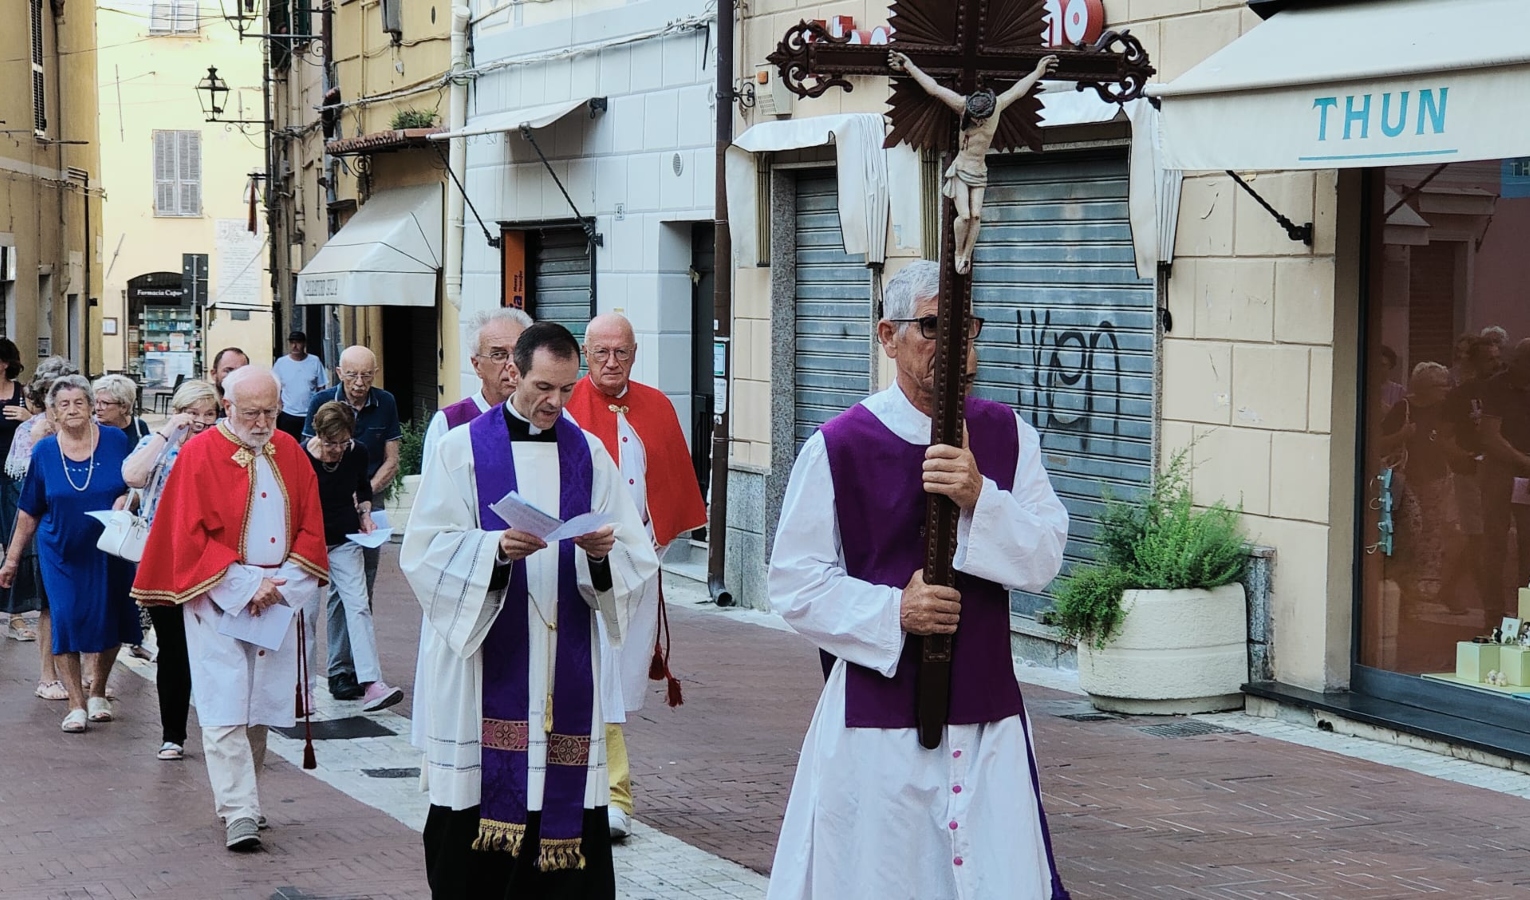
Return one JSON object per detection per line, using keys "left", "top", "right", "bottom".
{"left": 216, "top": 422, "right": 278, "bottom": 468}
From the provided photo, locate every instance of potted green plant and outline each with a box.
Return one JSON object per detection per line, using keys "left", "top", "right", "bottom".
{"left": 383, "top": 416, "right": 427, "bottom": 534}
{"left": 389, "top": 109, "right": 438, "bottom": 130}
{"left": 1051, "top": 452, "right": 1251, "bottom": 714}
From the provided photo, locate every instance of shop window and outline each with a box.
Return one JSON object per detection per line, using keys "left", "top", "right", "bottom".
{"left": 1359, "top": 160, "right": 1530, "bottom": 687}
{"left": 153, "top": 131, "right": 202, "bottom": 218}
{"left": 149, "top": 0, "right": 199, "bottom": 33}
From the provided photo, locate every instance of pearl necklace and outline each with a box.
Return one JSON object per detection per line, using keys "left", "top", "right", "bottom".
{"left": 59, "top": 424, "right": 97, "bottom": 492}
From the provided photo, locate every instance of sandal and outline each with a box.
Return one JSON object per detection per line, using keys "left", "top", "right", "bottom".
{"left": 157, "top": 742, "right": 185, "bottom": 761}
{"left": 35, "top": 680, "right": 67, "bottom": 701}
{"left": 87, "top": 696, "right": 113, "bottom": 722}
{"left": 61, "top": 709, "right": 87, "bottom": 733}
{"left": 7, "top": 618, "right": 36, "bottom": 642}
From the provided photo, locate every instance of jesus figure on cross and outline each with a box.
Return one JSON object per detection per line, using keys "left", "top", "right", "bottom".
{"left": 888, "top": 50, "right": 1058, "bottom": 273}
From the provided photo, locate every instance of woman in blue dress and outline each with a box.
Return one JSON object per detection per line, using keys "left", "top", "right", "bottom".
{"left": 0, "top": 375, "right": 137, "bottom": 734}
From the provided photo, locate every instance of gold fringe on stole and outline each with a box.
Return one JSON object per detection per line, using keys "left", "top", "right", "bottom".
{"left": 537, "top": 837, "right": 587, "bottom": 872}
{"left": 471, "top": 819, "right": 526, "bottom": 856}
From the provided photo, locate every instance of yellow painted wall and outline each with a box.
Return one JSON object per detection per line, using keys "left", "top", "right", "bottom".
{"left": 0, "top": 1, "right": 103, "bottom": 375}
{"left": 97, "top": 2, "right": 274, "bottom": 379}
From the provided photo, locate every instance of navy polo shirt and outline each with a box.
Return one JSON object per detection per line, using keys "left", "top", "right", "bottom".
{"left": 302, "top": 386, "right": 402, "bottom": 482}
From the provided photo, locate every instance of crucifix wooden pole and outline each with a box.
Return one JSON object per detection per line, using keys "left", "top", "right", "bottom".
{"left": 771, "top": 0, "right": 1154, "bottom": 750}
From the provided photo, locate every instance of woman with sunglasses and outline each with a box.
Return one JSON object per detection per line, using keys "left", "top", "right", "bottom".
{"left": 304, "top": 401, "right": 402, "bottom": 713}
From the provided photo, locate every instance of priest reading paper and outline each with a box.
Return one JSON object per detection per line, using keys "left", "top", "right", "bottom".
{"left": 766, "top": 261, "right": 1073, "bottom": 900}
{"left": 131, "top": 367, "right": 329, "bottom": 853}
{"left": 402, "top": 322, "right": 657, "bottom": 900}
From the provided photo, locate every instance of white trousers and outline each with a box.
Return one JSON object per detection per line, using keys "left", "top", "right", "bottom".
{"left": 202, "top": 724, "right": 268, "bottom": 823}
{"left": 326, "top": 542, "right": 381, "bottom": 684}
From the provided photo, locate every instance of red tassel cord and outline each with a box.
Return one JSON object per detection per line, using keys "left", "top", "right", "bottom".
{"left": 297, "top": 611, "right": 317, "bottom": 770}
{"left": 648, "top": 574, "right": 683, "bottom": 708}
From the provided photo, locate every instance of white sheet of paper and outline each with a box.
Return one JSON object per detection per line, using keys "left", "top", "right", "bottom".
{"left": 545, "top": 512, "right": 614, "bottom": 542}
{"left": 85, "top": 510, "right": 113, "bottom": 526}
{"left": 346, "top": 528, "right": 393, "bottom": 548}
{"left": 215, "top": 602, "right": 295, "bottom": 652}
{"left": 370, "top": 510, "right": 391, "bottom": 531}
{"left": 489, "top": 491, "right": 613, "bottom": 541}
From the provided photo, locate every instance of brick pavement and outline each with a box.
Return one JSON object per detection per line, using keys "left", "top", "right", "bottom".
{"left": 9, "top": 547, "right": 1530, "bottom": 899}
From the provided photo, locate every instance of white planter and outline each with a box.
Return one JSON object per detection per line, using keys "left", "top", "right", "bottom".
{"left": 1077, "top": 583, "right": 1248, "bottom": 715}
{"left": 386, "top": 473, "right": 422, "bottom": 540}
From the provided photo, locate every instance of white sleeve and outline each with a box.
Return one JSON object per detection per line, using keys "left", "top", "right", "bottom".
{"left": 400, "top": 432, "right": 505, "bottom": 659}
{"left": 577, "top": 436, "right": 660, "bottom": 647}
{"left": 953, "top": 412, "right": 1069, "bottom": 592}
{"left": 207, "top": 563, "right": 264, "bottom": 616}
{"left": 421, "top": 411, "right": 448, "bottom": 475}
{"left": 767, "top": 434, "right": 906, "bottom": 677}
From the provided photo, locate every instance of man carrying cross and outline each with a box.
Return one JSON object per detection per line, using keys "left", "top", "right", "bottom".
{"left": 765, "top": 261, "right": 1071, "bottom": 900}
{"left": 889, "top": 51, "right": 1057, "bottom": 274}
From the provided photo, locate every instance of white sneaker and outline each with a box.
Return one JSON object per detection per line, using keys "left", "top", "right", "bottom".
{"left": 607, "top": 808, "right": 631, "bottom": 841}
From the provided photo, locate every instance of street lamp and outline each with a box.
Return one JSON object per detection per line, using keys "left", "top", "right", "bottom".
{"left": 196, "top": 65, "right": 231, "bottom": 121}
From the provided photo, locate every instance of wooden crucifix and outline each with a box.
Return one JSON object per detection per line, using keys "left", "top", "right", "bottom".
{"left": 769, "top": 0, "right": 1154, "bottom": 750}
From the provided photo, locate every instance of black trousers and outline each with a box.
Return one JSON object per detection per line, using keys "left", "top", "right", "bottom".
{"left": 276, "top": 412, "right": 306, "bottom": 443}
{"left": 423, "top": 804, "right": 615, "bottom": 900}
{"left": 146, "top": 604, "right": 191, "bottom": 746}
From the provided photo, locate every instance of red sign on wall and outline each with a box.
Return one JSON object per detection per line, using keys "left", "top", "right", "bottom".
{"left": 811, "top": 2, "right": 1105, "bottom": 50}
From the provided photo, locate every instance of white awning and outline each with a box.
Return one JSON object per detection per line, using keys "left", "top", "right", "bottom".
{"left": 429, "top": 98, "right": 598, "bottom": 141}
{"left": 1151, "top": 0, "right": 1530, "bottom": 171}
{"left": 296, "top": 183, "right": 441, "bottom": 307}
{"left": 728, "top": 113, "right": 892, "bottom": 266}
{"left": 726, "top": 92, "right": 1178, "bottom": 277}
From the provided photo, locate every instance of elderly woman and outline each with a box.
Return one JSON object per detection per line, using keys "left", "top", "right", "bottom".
{"left": 92, "top": 374, "right": 151, "bottom": 443}
{"left": 5, "top": 357, "right": 76, "bottom": 701}
{"left": 305, "top": 401, "right": 402, "bottom": 712}
{"left": 0, "top": 375, "right": 138, "bottom": 733}
{"left": 0, "top": 340, "right": 33, "bottom": 642}
{"left": 121, "top": 378, "right": 219, "bottom": 760}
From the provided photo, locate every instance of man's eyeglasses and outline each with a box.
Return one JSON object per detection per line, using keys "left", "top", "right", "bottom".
{"left": 235, "top": 408, "right": 279, "bottom": 424}
{"left": 339, "top": 371, "right": 375, "bottom": 383}
{"left": 474, "top": 349, "right": 513, "bottom": 365}
{"left": 888, "top": 315, "right": 985, "bottom": 341}
{"left": 587, "top": 347, "right": 634, "bottom": 364}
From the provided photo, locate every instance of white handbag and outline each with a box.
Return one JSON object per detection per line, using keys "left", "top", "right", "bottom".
{"left": 95, "top": 509, "right": 150, "bottom": 563}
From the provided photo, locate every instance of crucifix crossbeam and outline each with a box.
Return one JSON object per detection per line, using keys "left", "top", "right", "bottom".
{"left": 769, "top": 0, "right": 1155, "bottom": 751}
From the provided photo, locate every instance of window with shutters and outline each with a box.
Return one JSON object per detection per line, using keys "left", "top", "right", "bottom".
{"left": 153, "top": 131, "right": 203, "bottom": 217}
{"left": 149, "top": 0, "right": 200, "bottom": 33}
{"left": 30, "top": 0, "right": 45, "bottom": 136}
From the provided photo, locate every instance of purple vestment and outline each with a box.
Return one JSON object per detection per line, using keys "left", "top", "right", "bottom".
{"left": 442, "top": 395, "right": 482, "bottom": 431}
{"left": 819, "top": 396, "right": 1024, "bottom": 728}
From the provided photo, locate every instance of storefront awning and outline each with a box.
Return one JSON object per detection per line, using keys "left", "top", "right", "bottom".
{"left": 295, "top": 183, "right": 441, "bottom": 307}
{"left": 726, "top": 94, "right": 1179, "bottom": 277}
{"left": 1151, "top": 0, "right": 1530, "bottom": 171}
{"left": 429, "top": 98, "right": 603, "bottom": 142}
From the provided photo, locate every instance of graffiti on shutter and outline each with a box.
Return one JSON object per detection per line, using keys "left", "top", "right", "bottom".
{"left": 970, "top": 152, "right": 1156, "bottom": 618}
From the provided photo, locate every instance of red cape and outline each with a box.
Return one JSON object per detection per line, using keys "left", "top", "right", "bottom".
{"left": 567, "top": 377, "right": 707, "bottom": 547}
{"left": 132, "top": 424, "right": 330, "bottom": 606}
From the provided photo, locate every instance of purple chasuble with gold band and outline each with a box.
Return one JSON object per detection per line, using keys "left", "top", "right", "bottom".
{"left": 467, "top": 406, "right": 595, "bottom": 871}
{"left": 820, "top": 396, "right": 1024, "bottom": 728}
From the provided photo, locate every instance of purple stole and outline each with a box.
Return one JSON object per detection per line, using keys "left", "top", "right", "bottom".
{"left": 443, "top": 395, "right": 483, "bottom": 431}
{"left": 467, "top": 406, "right": 595, "bottom": 871}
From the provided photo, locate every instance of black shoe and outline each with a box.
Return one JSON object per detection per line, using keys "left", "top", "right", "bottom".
{"left": 329, "top": 673, "right": 363, "bottom": 700}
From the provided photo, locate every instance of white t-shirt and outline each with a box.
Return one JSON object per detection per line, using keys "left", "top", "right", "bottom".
{"left": 272, "top": 354, "right": 329, "bottom": 416}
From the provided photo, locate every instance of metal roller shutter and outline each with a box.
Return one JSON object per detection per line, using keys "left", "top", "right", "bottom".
{"left": 794, "top": 171, "right": 871, "bottom": 450}
{"left": 970, "top": 151, "right": 1156, "bottom": 617}
{"left": 532, "top": 229, "right": 594, "bottom": 345}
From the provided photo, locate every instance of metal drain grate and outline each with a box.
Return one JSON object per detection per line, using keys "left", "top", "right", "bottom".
{"left": 1134, "top": 720, "right": 1237, "bottom": 738}
{"left": 363, "top": 767, "right": 421, "bottom": 779}
{"left": 1056, "top": 712, "right": 1120, "bottom": 722}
